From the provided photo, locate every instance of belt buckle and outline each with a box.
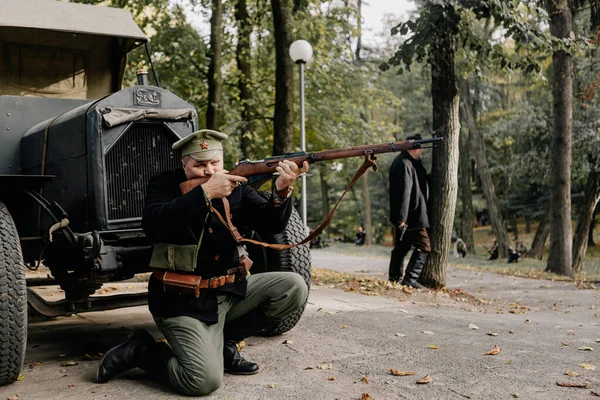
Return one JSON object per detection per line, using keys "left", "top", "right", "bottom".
{"left": 208, "top": 277, "right": 218, "bottom": 289}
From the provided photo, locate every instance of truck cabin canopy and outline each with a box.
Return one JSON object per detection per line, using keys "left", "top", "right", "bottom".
{"left": 0, "top": 0, "right": 148, "bottom": 100}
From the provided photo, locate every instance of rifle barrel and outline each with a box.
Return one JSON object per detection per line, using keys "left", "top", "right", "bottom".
{"left": 230, "top": 137, "right": 442, "bottom": 177}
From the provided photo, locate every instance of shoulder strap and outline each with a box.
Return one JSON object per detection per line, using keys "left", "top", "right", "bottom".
{"left": 210, "top": 156, "right": 377, "bottom": 250}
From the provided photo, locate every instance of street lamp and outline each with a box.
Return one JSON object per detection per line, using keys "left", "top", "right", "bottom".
{"left": 289, "top": 40, "right": 313, "bottom": 229}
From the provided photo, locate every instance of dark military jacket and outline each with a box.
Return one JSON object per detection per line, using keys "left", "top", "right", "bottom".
{"left": 143, "top": 169, "right": 292, "bottom": 324}
{"left": 388, "top": 152, "right": 429, "bottom": 229}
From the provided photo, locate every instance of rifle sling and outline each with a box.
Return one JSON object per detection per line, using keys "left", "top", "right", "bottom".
{"left": 208, "top": 156, "right": 377, "bottom": 250}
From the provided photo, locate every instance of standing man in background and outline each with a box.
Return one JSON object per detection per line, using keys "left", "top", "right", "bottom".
{"left": 388, "top": 134, "right": 431, "bottom": 289}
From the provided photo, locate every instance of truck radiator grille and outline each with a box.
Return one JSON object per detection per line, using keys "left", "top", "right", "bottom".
{"left": 105, "top": 124, "right": 181, "bottom": 222}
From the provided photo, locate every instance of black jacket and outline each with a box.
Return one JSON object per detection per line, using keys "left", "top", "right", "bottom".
{"left": 143, "top": 169, "right": 292, "bottom": 323}
{"left": 388, "top": 152, "right": 429, "bottom": 229}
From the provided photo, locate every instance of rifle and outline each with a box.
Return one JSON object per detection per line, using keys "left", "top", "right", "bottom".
{"left": 229, "top": 137, "right": 442, "bottom": 184}
{"left": 181, "top": 136, "right": 442, "bottom": 250}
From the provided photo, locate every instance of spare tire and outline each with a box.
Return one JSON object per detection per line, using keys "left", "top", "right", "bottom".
{"left": 0, "top": 202, "right": 27, "bottom": 386}
{"left": 245, "top": 192, "right": 311, "bottom": 336}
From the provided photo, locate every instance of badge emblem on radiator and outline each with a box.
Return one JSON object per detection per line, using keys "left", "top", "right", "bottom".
{"left": 134, "top": 89, "right": 161, "bottom": 106}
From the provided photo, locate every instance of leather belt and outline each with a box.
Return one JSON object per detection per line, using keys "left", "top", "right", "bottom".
{"left": 152, "top": 270, "right": 242, "bottom": 298}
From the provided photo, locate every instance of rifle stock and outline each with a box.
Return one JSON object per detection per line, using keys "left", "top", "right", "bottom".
{"left": 229, "top": 137, "right": 442, "bottom": 178}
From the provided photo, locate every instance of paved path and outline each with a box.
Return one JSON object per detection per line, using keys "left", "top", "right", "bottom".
{"left": 1, "top": 249, "right": 599, "bottom": 400}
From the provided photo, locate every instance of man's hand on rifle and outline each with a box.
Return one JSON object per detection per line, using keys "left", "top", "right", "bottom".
{"left": 202, "top": 171, "right": 247, "bottom": 200}
{"left": 274, "top": 160, "right": 309, "bottom": 190}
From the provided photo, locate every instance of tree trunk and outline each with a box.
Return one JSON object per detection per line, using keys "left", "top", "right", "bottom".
{"left": 271, "top": 0, "right": 294, "bottom": 155}
{"left": 529, "top": 214, "right": 550, "bottom": 260}
{"left": 235, "top": 0, "right": 256, "bottom": 159}
{"left": 420, "top": 31, "right": 460, "bottom": 290}
{"left": 459, "top": 78, "right": 509, "bottom": 257}
{"left": 206, "top": 0, "right": 223, "bottom": 130}
{"left": 361, "top": 170, "right": 372, "bottom": 246}
{"left": 545, "top": 0, "right": 574, "bottom": 277}
{"left": 572, "top": 171, "right": 600, "bottom": 271}
{"left": 458, "top": 122, "right": 474, "bottom": 253}
{"left": 355, "top": 0, "right": 362, "bottom": 63}
{"left": 509, "top": 214, "right": 519, "bottom": 240}
{"left": 525, "top": 215, "right": 531, "bottom": 234}
{"left": 589, "top": 208, "right": 597, "bottom": 246}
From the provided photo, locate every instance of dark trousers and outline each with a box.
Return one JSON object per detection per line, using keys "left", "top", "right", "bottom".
{"left": 389, "top": 228, "right": 430, "bottom": 281}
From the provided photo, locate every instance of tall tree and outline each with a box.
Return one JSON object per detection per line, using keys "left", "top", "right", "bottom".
{"left": 544, "top": 0, "right": 574, "bottom": 277}
{"left": 206, "top": 0, "right": 223, "bottom": 130}
{"left": 271, "top": 0, "right": 294, "bottom": 155}
{"left": 234, "top": 0, "right": 256, "bottom": 159}
{"left": 460, "top": 79, "right": 509, "bottom": 257}
{"left": 457, "top": 121, "right": 474, "bottom": 252}
{"left": 383, "top": 0, "right": 550, "bottom": 286}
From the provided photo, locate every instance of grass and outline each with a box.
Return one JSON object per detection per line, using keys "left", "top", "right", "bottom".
{"left": 316, "top": 221, "right": 600, "bottom": 283}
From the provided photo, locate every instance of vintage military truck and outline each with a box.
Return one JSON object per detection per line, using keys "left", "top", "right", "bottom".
{"left": 0, "top": 0, "right": 310, "bottom": 386}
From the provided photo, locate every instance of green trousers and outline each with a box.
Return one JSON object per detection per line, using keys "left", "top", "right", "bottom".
{"left": 154, "top": 271, "right": 308, "bottom": 396}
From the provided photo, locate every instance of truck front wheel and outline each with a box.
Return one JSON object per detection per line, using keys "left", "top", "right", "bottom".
{"left": 0, "top": 202, "right": 27, "bottom": 385}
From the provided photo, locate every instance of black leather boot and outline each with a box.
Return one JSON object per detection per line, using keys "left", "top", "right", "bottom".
{"left": 401, "top": 250, "right": 428, "bottom": 289}
{"left": 97, "top": 329, "right": 155, "bottom": 383}
{"left": 223, "top": 340, "right": 259, "bottom": 375}
{"left": 389, "top": 248, "right": 407, "bottom": 283}
{"left": 222, "top": 309, "right": 279, "bottom": 375}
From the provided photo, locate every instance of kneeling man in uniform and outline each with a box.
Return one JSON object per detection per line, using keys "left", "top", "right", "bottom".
{"left": 97, "top": 129, "right": 309, "bottom": 396}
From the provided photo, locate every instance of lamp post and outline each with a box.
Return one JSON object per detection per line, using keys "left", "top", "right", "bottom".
{"left": 289, "top": 40, "right": 313, "bottom": 229}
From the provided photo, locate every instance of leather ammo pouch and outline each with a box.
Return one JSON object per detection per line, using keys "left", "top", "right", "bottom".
{"left": 159, "top": 271, "right": 203, "bottom": 297}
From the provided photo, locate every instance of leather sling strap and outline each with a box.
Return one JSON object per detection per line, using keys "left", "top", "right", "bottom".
{"left": 209, "top": 155, "right": 377, "bottom": 250}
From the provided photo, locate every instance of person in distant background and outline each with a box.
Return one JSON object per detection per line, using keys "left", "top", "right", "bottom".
{"left": 455, "top": 238, "right": 467, "bottom": 258}
{"left": 355, "top": 225, "right": 366, "bottom": 246}
{"left": 488, "top": 239, "right": 499, "bottom": 260}
{"left": 516, "top": 240, "right": 527, "bottom": 257}
{"left": 507, "top": 244, "right": 520, "bottom": 263}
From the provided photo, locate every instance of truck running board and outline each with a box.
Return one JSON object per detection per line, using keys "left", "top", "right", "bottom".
{"left": 27, "top": 288, "right": 148, "bottom": 317}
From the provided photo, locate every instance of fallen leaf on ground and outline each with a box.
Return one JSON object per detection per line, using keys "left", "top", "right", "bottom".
{"left": 84, "top": 353, "right": 103, "bottom": 361}
{"left": 416, "top": 375, "right": 432, "bottom": 384}
{"left": 565, "top": 370, "right": 580, "bottom": 377}
{"left": 509, "top": 330, "right": 515, "bottom": 334}
{"left": 468, "top": 324, "right": 479, "bottom": 330}
{"left": 361, "top": 376, "right": 369, "bottom": 384}
{"left": 8, "top": 394, "right": 18, "bottom": 400}
{"left": 282, "top": 340, "right": 293, "bottom": 345}
{"left": 487, "top": 332, "right": 499, "bottom": 337}
{"left": 422, "top": 330, "right": 434, "bottom": 335}
{"left": 561, "top": 342, "right": 570, "bottom": 346}
{"left": 361, "top": 394, "right": 374, "bottom": 400}
{"left": 67, "top": 384, "right": 75, "bottom": 388}
{"left": 327, "top": 377, "right": 336, "bottom": 381}
{"left": 556, "top": 382, "right": 587, "bottom": 388}
{"left": 577, "top": 346, "right": 593, "bottom": 351}
{"left": 525, "top": 319, "right": 531, "bottom": 324}
{"left": 395, "top": 333, "right": 407, "bottom": 337}
{"left": 427, "top": 345, "right": 438, "bottom": 350}
{"left": 29, "top": 362, "right": 43, "bottom": 369}
{"left": 267, "top": 384, "right": 276, "bottom": 388}
{"left": 389, "top": 369, "right": 417, "bottom": 376}
{"left": 341, "top": 326, "right": 347, "bottom": 329}
{"left": 304, "top": 367, "right": 313, "bottom": 370}
{"left": 317, "top": 363, "right": 333, "bottom": 370}
{"left": 580, "top": 364, "right": 596, "bottom": 370}
{"left": 485, "top": 345, "right": 501, "bottom": 355}
{"left": 591, "top": 390, "right": 600, "bottom": 397}
{"left": 17, "top": 374, "right": 24, "bottom": 381}
{"left": 61, "top": 361, "right": 78, "bottom": 367}
{"left": 512, "top": 394, "right": 519, "bottom": 398}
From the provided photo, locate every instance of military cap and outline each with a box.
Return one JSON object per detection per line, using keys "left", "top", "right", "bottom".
{"left": 172, "top": 129, "right": 228, "bottom": 161}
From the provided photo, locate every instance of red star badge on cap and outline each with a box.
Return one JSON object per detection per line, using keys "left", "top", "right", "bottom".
{"left": 199, "top": 140, "right": 209, "bottom": 150}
